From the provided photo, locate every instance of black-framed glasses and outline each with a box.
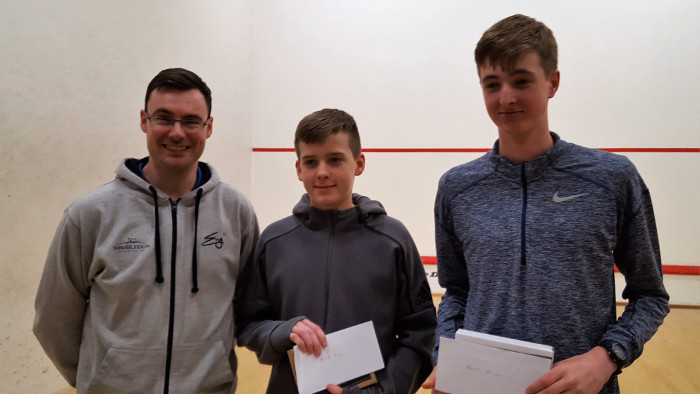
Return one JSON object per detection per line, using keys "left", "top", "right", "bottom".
{"left": 146, "top": 111, "right": 210, "bottom": 130}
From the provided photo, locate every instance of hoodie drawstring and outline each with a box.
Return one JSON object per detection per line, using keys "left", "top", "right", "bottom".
{"left": 150, "top": 186, "right": 202, "bottom": 294}
{"left": 191, "top": 188, "right": 203, "bottom": 293}
{"left": 150, "top": 186, "right": 164, "bottom": 283}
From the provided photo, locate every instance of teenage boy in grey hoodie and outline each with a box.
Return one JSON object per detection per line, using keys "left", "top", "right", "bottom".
{"left": 422, "top": 14, "right": 669, "bottom": 394}
{"left": 236, "top": 109, "right": 437, "bottom": 393}
{"left": 33, "top": 68, "right": 259, "bottom": 393}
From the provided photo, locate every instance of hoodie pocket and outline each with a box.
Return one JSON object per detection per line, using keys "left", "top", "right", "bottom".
{"left": 168, "top": 339, "right": 235, "bottom": 393}
{"left": 87, "top": 346, "right": 165, "bottom": 393}
{"left": 85, "top": 340, "right": 234, "bottom": 393}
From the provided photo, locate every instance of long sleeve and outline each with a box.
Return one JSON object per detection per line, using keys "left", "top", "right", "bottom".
{"left": 235, "top": 246, "right": 305, "bottom": 364}
{"left": 232, "top": 195, "right": 261, "bottom": 346}
{"left": 431, "top": 177, "right": 470, "bottom": 365}
{"left": 236, "top": 197, "right": 260, "bottom": 282}
{"left": 600, "top": 168, "right": 669, "bottom": 365}
{"left": 372, "top": 236, "right": 436, "bottom": 393}
{"left": 33, "top": 213, "right": 91, "bottom": 386}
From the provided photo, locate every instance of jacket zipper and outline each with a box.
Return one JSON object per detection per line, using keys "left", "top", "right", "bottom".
{"left": 322, "top": 214, "right": 336, "bottom": 329}
{"left": 520, "top": 165, "right": 528, "bottom": 266}
{"left": 163, "top": 199, "right": 179, "bottom": 394}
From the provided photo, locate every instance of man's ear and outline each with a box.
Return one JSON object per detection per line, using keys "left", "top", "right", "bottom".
{"left": 548, "top": 70, "right": 560, "bottom": 98}
{"left": 205, "top": 117, "right": 213, "bottom": 139}
{"left": 140, "top": 109, "right": 148, "bottom": 133}
{"left": 354, "top": 153, "right": 365, "bottom": 176}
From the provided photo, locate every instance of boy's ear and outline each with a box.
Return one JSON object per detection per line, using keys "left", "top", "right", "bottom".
{"left": 548, "top": 70, "right": 560, "bottom": 98}
{"left": 354, "top": 153, "right": 366, "bottom": 176}
{"left": 295, "top": 160, "right": 302, "bottom": 181}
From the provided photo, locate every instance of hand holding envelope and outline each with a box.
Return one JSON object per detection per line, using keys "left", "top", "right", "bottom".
{"left": 289, "top": 321, "right": 385, "bottom": 394}
{"left": 291, "top": 319, "right": 328, "bottom": 356}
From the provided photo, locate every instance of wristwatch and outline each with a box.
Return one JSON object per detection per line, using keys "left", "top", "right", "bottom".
{"left": 600, "top": 340, "right": 627, "bottom": 375}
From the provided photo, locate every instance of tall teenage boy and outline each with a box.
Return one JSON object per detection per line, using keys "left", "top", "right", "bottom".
{"left": 423, "top": 14, "right": 669, "bottom": 394}
{"left": 236, "top": 109, "right": 437, "bottom": 393}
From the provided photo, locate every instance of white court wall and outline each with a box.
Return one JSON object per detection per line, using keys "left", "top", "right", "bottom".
{"left": 1, "top": 1, "right": 699, "bottom": 393}
{"left": 0, "top": 1, "right": 252, "bottom": 391}
{"left": 249, "top": 1, "right": 700, "bottom": 305}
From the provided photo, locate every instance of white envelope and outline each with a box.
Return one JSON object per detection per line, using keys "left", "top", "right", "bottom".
{"left": 293, "top": 321, "right": 385, "bottom": 394}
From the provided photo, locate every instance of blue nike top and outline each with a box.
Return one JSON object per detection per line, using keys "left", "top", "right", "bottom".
{"left": 433, "top": 132, "right": 669, "bottom": 393}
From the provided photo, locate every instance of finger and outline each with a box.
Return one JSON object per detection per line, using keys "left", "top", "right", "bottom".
{"left": 422, "top": 365, "right": 437, "bottom": 389}
{"left": 525, "top": 367, "right": 563, "bottom": 394}
{"left": 525, "top": 377, "right": 547, "bottom": 393}
{"left": 299, "top": 320, "right": 325, "bottom": 355}
{"left": 289, "top": 332, "right": 308, "bottom": 353}
{"left": 291, "top": 320, "right": 314, "bottom": 353}
{"left": 301, "top": 319, "right": 328, "bottom": 349}
{"left": 326, "top": 383, "right": 343, "bottom": 394}
{"left": 300, "top": 326, "right": 321, "bottom": 356}
{"left": 311, "top": 334, "right": 322, "bottom": 356}
{"left": 301, "top": 330, "right": 321, "bottom": 355}
{"left": 295, "top": 326, "right": 323, "bottom": 355}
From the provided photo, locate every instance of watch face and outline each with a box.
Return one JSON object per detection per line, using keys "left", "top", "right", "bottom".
{"left": 612, "top": 343, "right": 626, "bottom": 361}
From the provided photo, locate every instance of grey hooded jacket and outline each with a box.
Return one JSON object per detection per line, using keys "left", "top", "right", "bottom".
{"left": 236, "top": 194, "right": 436, "bottom": 393}
{"left": 34, "top": 158, "right": 259, "bottom": 393}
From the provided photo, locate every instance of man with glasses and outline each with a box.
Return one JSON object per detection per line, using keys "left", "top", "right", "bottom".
{"left": 33, "top": 68, "right": 259, "bottom": 393}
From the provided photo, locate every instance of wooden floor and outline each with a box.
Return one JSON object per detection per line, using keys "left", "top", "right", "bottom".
{"left": 57, "top": 301, "right": 700, "bottom": 393}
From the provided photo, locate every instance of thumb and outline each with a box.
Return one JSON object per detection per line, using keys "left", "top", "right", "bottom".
{"left": 422, "top": 365, "right": 438, "bottom": 389}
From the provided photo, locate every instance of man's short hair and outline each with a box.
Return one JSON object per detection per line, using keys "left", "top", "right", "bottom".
{"left": 475, "top": 14, "right": 558, "bottom": 77}
{"left": 294, "top": 109, "right": 362, "bottom": 159}
{"left": 145, "top": 68, "right": 212, "bottom": 117}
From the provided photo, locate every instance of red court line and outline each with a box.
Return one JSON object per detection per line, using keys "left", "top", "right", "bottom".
{"left": 420, "top": 256, "right": 699, "bottom": 276}
{"left": 363, "top": 148, "right": 492, "bottom": 153}
{"left": 253, "top": 147, "right": 700, "bottom": 153}
{"left": 252, "top": 147, "right": 699, "bottom": 275}
{"left": 600, "top": 148, "right": 700, "bottom": 153}
{"left": 254, "top": 148, "right": 295, "bottom": 152}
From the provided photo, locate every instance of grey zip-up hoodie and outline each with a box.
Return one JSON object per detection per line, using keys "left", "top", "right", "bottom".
{"left": 433, "top": 133, "right": 669, "bottom": 393}
{"left": 34, "top": 158, "right": 259, "bottom": 393}
{"left": 236, "top": 194, "right": 436, "bottom": 393}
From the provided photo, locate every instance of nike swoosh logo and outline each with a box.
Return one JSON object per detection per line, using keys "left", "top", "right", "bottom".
{"left": 552, "top": 192, "right": 589, "bottom": 203}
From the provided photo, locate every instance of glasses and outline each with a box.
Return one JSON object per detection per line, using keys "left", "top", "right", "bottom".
{"left": 146, "top": 112, "right": 210, "bottom": 130}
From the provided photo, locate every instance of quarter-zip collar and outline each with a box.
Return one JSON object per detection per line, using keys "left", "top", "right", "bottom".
{"left": 488, "top": 133, "right": 565, "bottom": 268}
{"left": 490, "top": 132, "right": 563, "bottom": 185}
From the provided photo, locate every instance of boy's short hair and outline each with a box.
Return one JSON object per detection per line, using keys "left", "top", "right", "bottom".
{"left": 475, "top": 14, "right": 558, "bottom": 77}
{"left": 145, "top": 68, "right": 212, "bottom": 117}
{"left": 294, "top": 109, "right": 362, "bottom": 158}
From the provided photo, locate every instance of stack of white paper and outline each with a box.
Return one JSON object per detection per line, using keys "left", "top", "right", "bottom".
{"left": 436, "top": 329, "right": 554, "bottom": 394}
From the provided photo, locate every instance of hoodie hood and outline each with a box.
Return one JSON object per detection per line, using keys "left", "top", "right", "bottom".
{"left": 291, "top": 193, "right": 387, "bottom": 231}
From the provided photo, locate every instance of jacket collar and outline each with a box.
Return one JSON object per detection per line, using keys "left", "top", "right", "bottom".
{"left": 489, "top": 132, "right": 565, "bottom": 184}
{"left": 292, "top": 193, "right": 386, "bottom": 230}
{"left": 119, "top": 158, "right": 218, "bottom": 205}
